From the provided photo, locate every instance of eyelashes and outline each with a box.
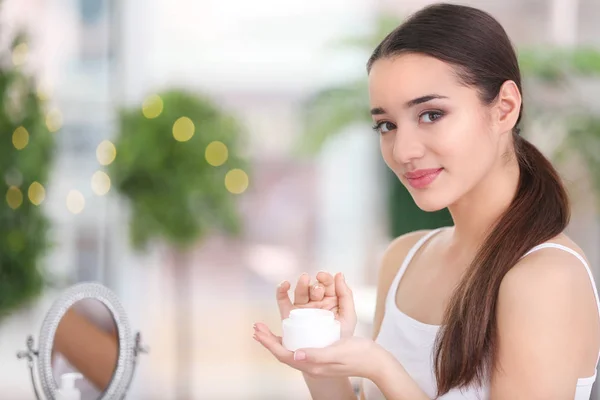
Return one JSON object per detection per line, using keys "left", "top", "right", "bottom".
{"left": 371, "top": 121, "right": 395, "bottom": 134}
{"left": 371, "top": 110, "right": 446, "bottom": 135}
{"left": 420, "top": 110, "right": 445, "bottom": 124}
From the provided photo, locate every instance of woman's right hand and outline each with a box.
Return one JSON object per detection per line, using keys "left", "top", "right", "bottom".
{"left": 276, "top": 271, "right": 356, "bottom": 338}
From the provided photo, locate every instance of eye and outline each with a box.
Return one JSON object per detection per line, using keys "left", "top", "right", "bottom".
{"left": 419, "top": 111, "right": 444, "bottom": 124}
{"left": 372, "top": 121, "right": 396, "bottom": 134}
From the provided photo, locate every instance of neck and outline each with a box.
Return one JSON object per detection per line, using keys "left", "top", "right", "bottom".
{"left": 447, "top": 157, "right": 520, "bottom": 255}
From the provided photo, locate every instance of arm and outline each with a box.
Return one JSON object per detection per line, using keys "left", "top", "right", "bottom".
{"left": 370, "top": 349, "right": 430, "bottom": 400}
{"left": 53, "top": 308, "right": 119, "bottom": 391}
{"left": 490, "top": 248, "right": 600, "bottom": 399}
{"left": 302, "top": 374, "right": 356, "bottom": 400}
{"left": 298, "top": 335, "right": 430, "bottom": 400}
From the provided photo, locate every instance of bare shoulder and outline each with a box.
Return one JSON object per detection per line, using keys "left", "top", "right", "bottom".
{"left": 494, "top": 233, "right": 600, "bottom": 387}
{"left": 500, "top": 233, "right": 593, "bottom": 300}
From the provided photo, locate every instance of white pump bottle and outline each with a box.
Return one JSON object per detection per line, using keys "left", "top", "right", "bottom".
{"left": 56, "top": 372, "right": 83, "bottom": 400}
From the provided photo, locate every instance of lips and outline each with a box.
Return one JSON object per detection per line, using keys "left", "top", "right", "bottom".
{"left": 404, "top": 168, "right": 443, "bottom": 189}
{"left": 405, "top": 168, "right": 443, "bottom": 179}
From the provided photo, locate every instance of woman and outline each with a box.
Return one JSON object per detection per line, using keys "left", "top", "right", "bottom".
{"left": 253, "top": 3, "right": 600, "bottom": 399}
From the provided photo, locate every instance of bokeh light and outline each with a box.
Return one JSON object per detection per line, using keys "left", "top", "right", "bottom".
{"left": 142, "top": 94, "right": 164, "bottom": 119}
{"left": 5, "top": 168, "right": 23, "bottom": 187}
{"left": 12, "top": 126, "right": 29, "bottom": 150}
{"left": 6, "top": 186, "right": 23, "bottom": 209}
{"left": 91, "top": 171, "right": 111, "bottom": 196}
{"left": 172, "top": 117, "right": 195, "bottom": 142}
{"left": 46, "top": 108, "right": 63, "bottom": 132}
{"left": 225, "top": 169, "right": 249, "bottom": 194}
{"left": 36, "top": 81, "right": 51, "bottom": 102}
{"left": 205, "top": 141, "right": 229, "bottom": 166}
{"left": 12, "top": 43, "right": 28, "bottom": 66}
{"left": 28, "top": 182, "right": 45, "bottom": 205}
{"left": 66, "top": 190, "right": 85, "bottom": 214}
{"left": 96, "top": 140, "right": 117, "bottom": 166}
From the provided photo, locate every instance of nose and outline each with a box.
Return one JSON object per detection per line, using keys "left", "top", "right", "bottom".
{"left": 392, "top": 128, "right": 425, "bottom": 164}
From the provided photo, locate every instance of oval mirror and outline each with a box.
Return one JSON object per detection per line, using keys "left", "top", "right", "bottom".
{"left": 17, "top": 282, "right": 147, "bottom": 400}
{"left": 51, "top": 298, "right": 119, "bottom": 398}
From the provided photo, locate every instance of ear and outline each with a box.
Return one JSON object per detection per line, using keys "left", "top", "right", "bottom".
{"left": 492, "top": 80, "right": 521, "bottom": 135}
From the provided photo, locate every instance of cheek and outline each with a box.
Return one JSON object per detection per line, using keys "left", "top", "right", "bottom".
{"left": 436, "top": 113, "right": 493, "bottom": 161}
{"left": 442, "top": 124, "right": 497, "bottom": 182}
{"left": 379, "top": 137, "right": 397, "bottom": 169}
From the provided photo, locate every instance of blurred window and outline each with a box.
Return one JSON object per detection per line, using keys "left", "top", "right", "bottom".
{"left": 77, "top": 0, "right": 113, "bottom": 64}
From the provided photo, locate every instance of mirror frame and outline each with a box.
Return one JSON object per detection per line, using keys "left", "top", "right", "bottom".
{"left": 37, "top": 282, "right": 134, "bottom": 400}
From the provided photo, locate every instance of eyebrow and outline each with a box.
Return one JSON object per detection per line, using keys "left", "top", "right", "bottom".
{"left": 370, "top": 94, "right": 449, "bottom": 115}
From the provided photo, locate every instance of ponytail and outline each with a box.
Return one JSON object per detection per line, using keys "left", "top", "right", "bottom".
{"left": 433, "top": 131, "right": 570, "bottom": 395}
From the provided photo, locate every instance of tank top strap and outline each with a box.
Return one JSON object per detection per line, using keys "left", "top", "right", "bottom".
{"left": 386, "top": 227, "right": 448, "bottom": 307}
{"left": 521, "top": 243, "right": 600, "bottom": 365}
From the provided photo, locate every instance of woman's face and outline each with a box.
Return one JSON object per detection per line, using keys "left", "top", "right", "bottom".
{"left": 368, "top": 53, "right": 501, "bottom": 212}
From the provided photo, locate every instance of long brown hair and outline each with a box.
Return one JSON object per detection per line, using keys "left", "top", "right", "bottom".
{"left": 367, "top": 3, "right": 570, "bottom": 396}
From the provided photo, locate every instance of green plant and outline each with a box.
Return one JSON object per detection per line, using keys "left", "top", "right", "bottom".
{"left": 110, "top": 90, "right": 247, "bottom": 250}
{"left": 299, "top": 14, "right": 401, "bottom": 156}
{"left": 556, "top": 114, "right": 600, "bottom": 195}
{"left": 518, "top": 46, "right": 600, "bottom": 197}
{"left": 0, "top": 32, "right": 56, "bottom": 318}
{"left": 109, "top": 89, "right": 249, "bottom": 399}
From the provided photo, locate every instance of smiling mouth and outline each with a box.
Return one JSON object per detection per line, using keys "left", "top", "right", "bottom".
{"left": 404, "top": 168, "right": 443, "bottom": 189}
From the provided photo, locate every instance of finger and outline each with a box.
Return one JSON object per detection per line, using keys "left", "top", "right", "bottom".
{"left": 254, "top": 322, "right": 282, "bottom": 343}
{"left": 253, "top": 326, "right": 293, "bottom": 362}
{"left": 293, "top": 294, "right": 336, "bottom": 311}
{"left": 316, "top": 271, "right": 336, "bottom": 297}
{"left": 254, "top": 330, "right": 344, "bottom": 378}
{"left": 309, "top": 283, "right": 325, "bottom": 302}
{"left": 293, "top": 273, "right": 311, "bottom": 305}
{"left": 276, "top": 281, "right": 293, "bottom": 319}
{"left": 335, "top": 273, "right": 356, "bottom": 321}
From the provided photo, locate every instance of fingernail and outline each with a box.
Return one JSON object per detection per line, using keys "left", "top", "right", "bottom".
{"left": 313, "top": 283, "right": 321, "bottom": 290}
{"left": 278, "top": 280, "right": 287, "bottom": 288}
{"left": 317, "top": 270, "right": 328, "bottom": 275}
{"left": 293, "top": 350, "right": 306, "bottom": 361}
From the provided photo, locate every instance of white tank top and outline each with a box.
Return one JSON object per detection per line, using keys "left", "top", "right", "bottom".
{"left": 363, "top": 228, "right": 600, "bottom": 399}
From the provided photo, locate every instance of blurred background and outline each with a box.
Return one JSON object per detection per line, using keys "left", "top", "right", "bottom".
{"left": 1, "top": 0, "right": 600, "bottom": 399}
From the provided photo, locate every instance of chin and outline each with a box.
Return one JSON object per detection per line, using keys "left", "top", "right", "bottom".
{"left": 409, "top": 190, "right": 453, "bottom": 212}
{"left": 413, "top": 199, "right": 448, "bottom": 212}
{"left": 398, "top": 172, "right": 456, "bottom": 212}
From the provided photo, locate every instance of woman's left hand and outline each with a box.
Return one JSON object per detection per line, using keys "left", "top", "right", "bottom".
{"left": 253, "top": 323, "right": 384, "bottom": 381}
